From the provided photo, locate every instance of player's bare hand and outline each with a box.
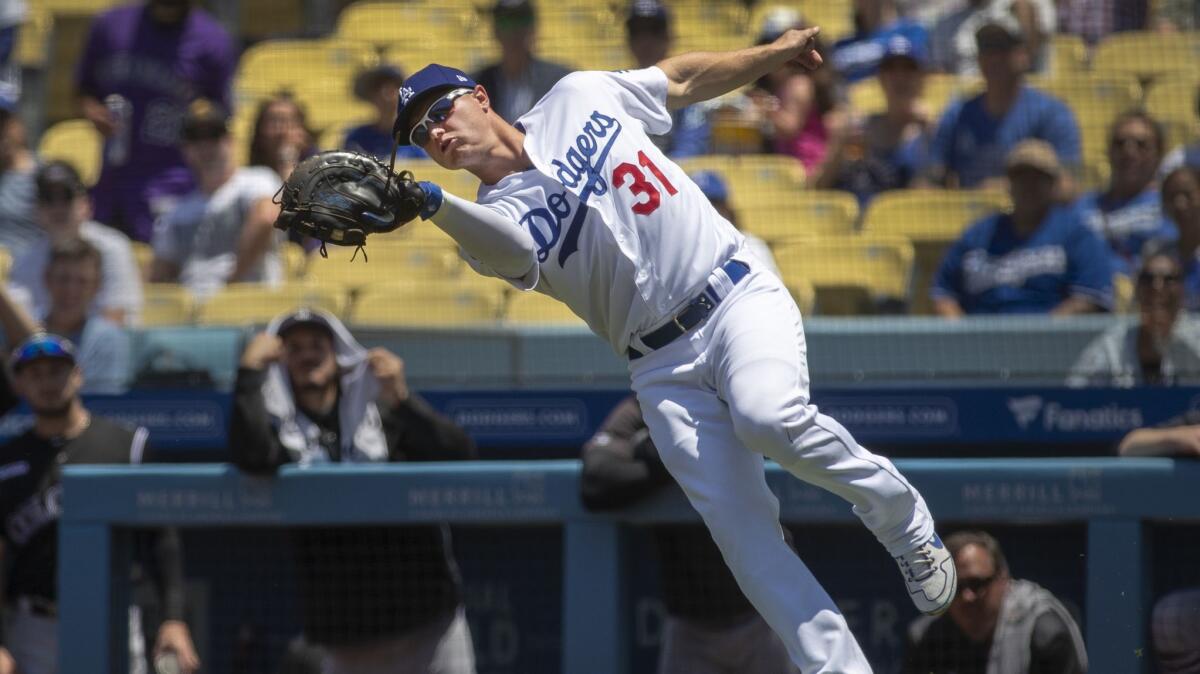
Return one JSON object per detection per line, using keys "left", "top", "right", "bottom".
{"left": 777, "top": 26, "right": 823, "bottom": 70}
{"left": 0, "top": 648, "right": 18, "bottom": 674}
{"left": 368, "top": 348, "right": 410, "bottom": 408}
{"left": 240, "top": 332, "right": 283, "bottom": 370}
{"left": 154, "top": 620, "right": 201, "bottom": 674}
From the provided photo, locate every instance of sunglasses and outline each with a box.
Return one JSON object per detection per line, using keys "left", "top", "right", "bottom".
{"left": 37, "top": 190, "right": 81, "bottom": 206}
{"left": 408, "top": 88, "right": 473, "bottom": 148}
{"left": 11, "top": 339, "right": 75, "bottom": 369}
{"left": 1138, "top": 271, "right": 1183, "bottom": 286}
{"left": 1110, "top": 136, "right": 1153, "bottom": 151}
{"left": 956, "top": 573, "right": 997, "bottom": 598}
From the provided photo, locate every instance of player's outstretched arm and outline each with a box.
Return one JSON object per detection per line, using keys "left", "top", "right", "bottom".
{"left": 422, "top": 186, "right": 538, "bottom": 281}
{"left": 657, "top": 26, "right": 823, "bottom": 109}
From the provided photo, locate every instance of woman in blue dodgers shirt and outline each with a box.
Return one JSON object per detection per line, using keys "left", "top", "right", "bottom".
{"left": 931, "top": 139, "right": 1114, "bottom": 316}
{"left": 1070, "top": 110, "right": 1177, "bottom": 274}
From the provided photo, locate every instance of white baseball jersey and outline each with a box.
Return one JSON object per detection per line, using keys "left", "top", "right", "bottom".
{"left": 471, "top": 67, "right": 745, "bottom": 354}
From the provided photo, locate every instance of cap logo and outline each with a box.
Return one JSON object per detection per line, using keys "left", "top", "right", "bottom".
{"left": 456, "top": 74, "right": 469, "bottom": 82}
{"left": 399, "top": 86, "right": 416, "bottom": 106}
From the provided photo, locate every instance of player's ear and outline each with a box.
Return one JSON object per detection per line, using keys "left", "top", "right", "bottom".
{"left": 474, "top": 85, "right": 490, "bottom": 112}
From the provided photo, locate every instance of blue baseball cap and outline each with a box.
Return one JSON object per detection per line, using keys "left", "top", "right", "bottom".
{"left": 879, "top": 34, "right": 928, "bottom": 69}
{"left": 690, "top": 170, "right": 729, "bottom": 203}
{"left": 10, "top": 333, "right": 77, "bottom": 371}
{"left": 393, "top": 64, "right": 478, "bottom": 146}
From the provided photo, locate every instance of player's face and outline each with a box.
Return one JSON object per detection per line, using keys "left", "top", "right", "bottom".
{"left": 45, "top": 258, "right": 101, "bottom": 317}
{"left": 416, "top": 87, "right": 490, "bottom": 170}
{"left": 947, "top": 543, "right": 1008, "bottom": 642}
{"left": 282, "top": 326, "right": 338, "bottom": 392}
{"left": 14, "top": 359, "right": 82, "bottom": 418}
{"left": 1109, "top": 118, "right": 1160, "bottom": 189}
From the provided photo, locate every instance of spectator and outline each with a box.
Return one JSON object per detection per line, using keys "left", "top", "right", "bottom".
{"left": 150, "top": 99, "right": 281, "bottom": 300}
{"left": 580, "top": 395, "right": 797, "bottom": 674}
{"left": 931, "top": 140, "right": 1113, "bottom": 316}
{"left": 1058, "top": 0, "right": 1149, "bottom": 45}
{"left": 0, "top": 333, "right": 199, "bottom": 674}
{"left": 1152, "top": 0, "right": 1200, "bottom": 31}
{"left": 344, "top": 64, "right": 427, "bottom": 162}
{"left": 230, "top": 308, "right": 478, "bottom": 674}
{"left": 831, "top": 0, "right": 929, "bottom": 84}
{"left": 0, "top": 0, "right": 24, "bottom": 102}
{"left": 1151, "top": 588, "right": 1200, "bottom": 671}
{"left": 815, "top": 33, "right": 933, "bottom": 204}
{"left": 472, "top": 0, "right": 571, "bottom": 123}
{"left": 248, "top": 92, "right": 319, "bottom": 184}
{"left": 748, "top": 8, "right": 841, "bottom": 172}
{"left": 7, "top": 161, "right": 142, "bottom": 325}
{"left": 76, "top": 0, "right": 236, "bottom": 244}
{"left": 929, "top": 0, "right": 1055, "bottom": 75}
{"left": 925, "top": 16, "right": 1080, "bottom": 189}
{"left": 1161, "top": 166, "right": 1200, "bottom": 308}
{"left": 903, "top": 530, "right": 1087, "bottom": 674}
{"left": 1072, "top": 111, "right": 1175, "bottom": 273}
{"left": 0, "top": 100, "right": 37, "bottom": 256}
{"left": 1, "top": 239, "right": 131, "bottom": 393}
{"left": 624, "top": 0, "right": 711, "bottom": 158}
{"left": 689, "top": 170, "right": 783, "bottom": 279}
{"left": 1069, "top": 243, "right": 1200, "bottom": 387}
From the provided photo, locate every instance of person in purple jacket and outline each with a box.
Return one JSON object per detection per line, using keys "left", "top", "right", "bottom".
{"left": 75, "top": 0, "right": 236, "bottom": 243}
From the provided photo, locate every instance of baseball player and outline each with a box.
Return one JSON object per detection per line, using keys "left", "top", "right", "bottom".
{"left": 277, "top": 25, "right": 956, "bottom": 672}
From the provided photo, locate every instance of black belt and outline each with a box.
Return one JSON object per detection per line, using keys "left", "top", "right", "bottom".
{"left": 628, "top": 259, "right": 750, "bottom": 360}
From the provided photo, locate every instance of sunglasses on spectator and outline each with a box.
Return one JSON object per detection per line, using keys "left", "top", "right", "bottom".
{"left": 956, "top": 573, "right": 997, "bottom": 597}
{"left": 1138, "top": 271, "right": 1183, "bottom": 286}
{"left": 11, "top": 338, "right": 76, "bottom": 371}
{"left": 1110, "top": 136, "right": 1153, "bottom": 151}
{"left": 408, "top": 88, "right": 473, "bottom": 148}
{"left": 36, "top": 189, "right": 81, "bottom": 205}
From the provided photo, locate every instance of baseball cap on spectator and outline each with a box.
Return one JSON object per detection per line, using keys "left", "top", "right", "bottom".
{"left": 10, "top": 333, "right": 77, "bottom": 372}
{"left": 975, "top": 15, "right": 1025, "bottom": 50}
{"left": 181, "top": 98, "right": 229, "bottom": 142}
{"left": 393, "top": 63, "right": 478, "bottom": 145}
{"left": 36, "top": 161, "right": 87, "bottom": 203}
{"left": 353, "top": 64, "right": 406, "bottom": 102}
{"left": 276, "top": 307, "right": 336, "bottom": 339}
{"left": 690, "top": 170, "right": 729, "bottom": 203}
{"left": 626, "top": 0, "right": 670, "bottom": 36}
{"left": 756, "top": 6, "right": 804, "bottom": 45}
{"left": 1005, "top": 139, "right": 1062, "bottom": 178}
{"left": 493, "top": 0, "right": 535, "bottom": 30}
{"left": 879, "top": 33, "right": 929, "bottom": 70}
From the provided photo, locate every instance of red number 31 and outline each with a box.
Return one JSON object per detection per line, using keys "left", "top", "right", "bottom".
{"left": 612, "top": 151, "right": 678, "bottom": 215}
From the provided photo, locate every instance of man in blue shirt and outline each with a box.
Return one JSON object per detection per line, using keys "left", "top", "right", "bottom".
{"left": 925, "top": 17, "right": 1080, "bottom": 189}
{"left": 1071, "top": 110, "right": 1176, "bottom": 274}
{"left": 831, "top": 0, "right": 929, "bottom": 84}
{"left": 932, "top": 140, "right": 1113, "bottom": 315}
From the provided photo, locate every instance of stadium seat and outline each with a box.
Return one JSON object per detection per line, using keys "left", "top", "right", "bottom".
{"left": 350, "top": 282, "right": 504, "bottom": 326}
{"left": 282, "top": 243, "right": 310, "bottom": 280}
{"left": 37, "top": 119, "right": 102, "bottom": 186}
{"left": 42, "top": 12, "right": 103, "bottom": 126}
{"left": 0, "top": 245, "right": 11, "bottom": 281}
{"left": 1048, "top": 34, "right": 1087, "bottom": 76}
{"left": 773, "top": 234, "right": 914, "bottom": 315}
{"left": 1145, "top": 76, "right": 1200, "bottom": 151}
{"left": 304, "top": 242, "right": 462, "bottom": 291}
{"left": 239, "top": 0, "right": 304, "bottom": 41}
{"left": 289, "top": 77, "right": 375, "bottom": 134}
{"left": 679, "top": 155, "right": 806, "bottom": 207}
{"left": 503, "top": 290, "right": 587, "bottom": 326}
{"left": 861, "top": 188, "right": 1009, "bottom": 314}
{"left": 15, "top": 4, "right": 51, "bottom": 68}
{"left": 39, "top": 0, "right": 120, "bottom": 13}
{"left": 336, "top": 0, "right": 473, "bottom": 46}
{"left": 1033, "top": 74, "right": 1143, "bottom": 168}
{"left": 746, "top": 1, "right": 854, "bottom": 42}
{"left": 140, "top": 284, "right": 194, "bottom": 327}
{"left": 234, "top": 39, "right": 377, "bottom": 104}
{"left": 195, "top": 283, "right": 347, "bottom": 326}
{"left": 847, "top": 73, "right": 981, "bottom": 119}
{"left": 1091, "top": 31, "right": 1200, "bottom": 82}
{"left": 738, "top": 189, "right": 859, "bottom": 240}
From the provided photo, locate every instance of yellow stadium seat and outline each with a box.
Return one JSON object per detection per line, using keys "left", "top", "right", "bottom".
{"left": 16, "top": 4, "right": 51, "bottom": 68}
{"left": 350, "top": 282, "right": 504, "bottom": 326}
{"left": 773, "top": 234, "right": 914, "bottom": 315}
{"left": 239, "top": 0, "right": 304, "bottom": 41}
{"left": 336, "top": 1, "right": 472, "bottom": 46}
{"left": 1034, "top": 74, "right": 1143, "bottom": 167}
{"left": 140, "top": 284, "right": 195, "bottom": 327}
{"left": 786, "top": 276, "right": 816, "bottom": 316}
{"left": 848, "top": 73, "right": 982, "bottom": 119}
{"left": 1113, "top": 273, "right": 1135, "bottom": 314}
{"left": 0, "top": 245, "right": 11, "bottom": 280}
{"left": 282, "top": 243, "right": 310, "bottom": 280}
{"left": 679, "top": 155, "right": 806, "bottom": 207}
{"left": 196, "top": 283, "right": 347, "bottom": 326}
{"left": 235, "top": 39, "right": 377, "bottom": 104}
{"left": 503, "top": 290, "right": 587, "bottom": 326}
{"left": 39, "top": 0, "right": 120, "bottom": 13}
{"left": 862, "top": 188, "right": 1009, "bottom": 314}
{"left": 1145, "top": 76, "right": 1200, "bottom": 151}
{"left": 738, "top": 189, "right": 859, "bottom": 240}
{"left": 305, "top": 242, "right": 461, "bottom": 291}
{"left": 746, "top": 1, "right": 854, "bottom": 42}
{"left": 37, "top": 120, "right": 102, "bottom": 186}
{"left": 1048, "top": 34, "right": 1087, "bottom": 76}
{"left": 1091, "top": 31, "right": 1200, "bottom": 82}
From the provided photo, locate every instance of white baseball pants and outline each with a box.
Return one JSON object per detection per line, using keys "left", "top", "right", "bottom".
{"left": 629, "top": 263, "right": 935, "bottom": 674}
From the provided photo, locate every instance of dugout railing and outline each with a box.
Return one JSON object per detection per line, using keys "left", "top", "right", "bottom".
{"left": 60, "top": 458, "right": 1199, "bottom": 673}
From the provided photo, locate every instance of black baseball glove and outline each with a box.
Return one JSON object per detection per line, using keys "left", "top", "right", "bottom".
{"left": 273, "top": 150, "right": 428, "bottom": 248}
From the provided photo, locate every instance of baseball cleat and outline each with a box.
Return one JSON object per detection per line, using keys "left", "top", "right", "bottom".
{"left": 895, "top": 533, "right": 957, "bottom": 616}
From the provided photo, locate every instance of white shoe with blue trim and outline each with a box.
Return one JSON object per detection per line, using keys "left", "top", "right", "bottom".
{"left": 895, "top": 533, "right": 957, "bottom": 616}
